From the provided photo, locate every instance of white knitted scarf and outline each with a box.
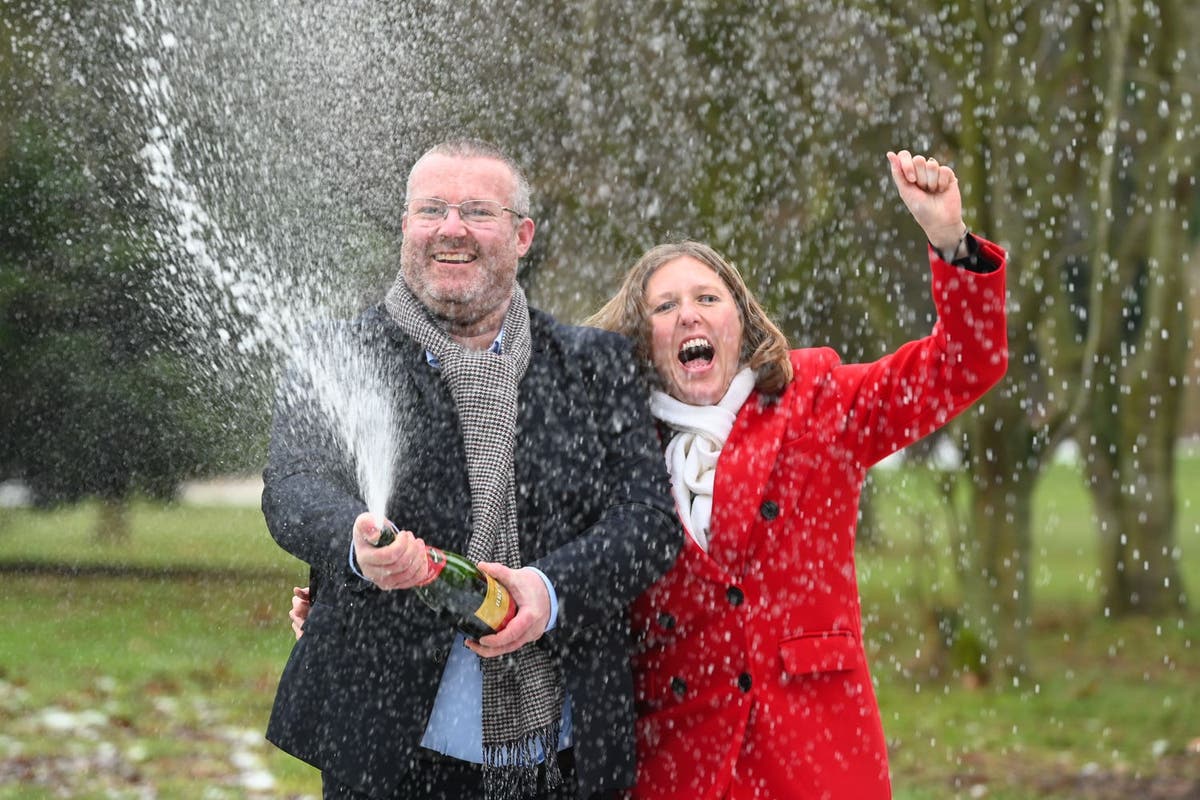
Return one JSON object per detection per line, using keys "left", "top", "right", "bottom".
{"left": 649, "top": 368, "right": 756, "bottom": 551}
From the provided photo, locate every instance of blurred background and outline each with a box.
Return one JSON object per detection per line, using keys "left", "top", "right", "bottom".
{"left": 1, "top": 0, "right": 1198, "bottom": 797}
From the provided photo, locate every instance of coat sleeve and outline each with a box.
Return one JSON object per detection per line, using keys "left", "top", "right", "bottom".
{"left": 531, "top": 329, "right": 682, "bottom": 634}
{"left": 830, "top": 235, "right": 1009, "bottom": 467}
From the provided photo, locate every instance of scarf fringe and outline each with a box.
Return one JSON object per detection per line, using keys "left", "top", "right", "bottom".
{"left": 481, "top": 724, "right": 564, "bottom": 800}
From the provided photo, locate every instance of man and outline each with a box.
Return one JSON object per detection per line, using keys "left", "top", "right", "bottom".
{"left": 262, "top": 139, "right": 680, "bottom": 800}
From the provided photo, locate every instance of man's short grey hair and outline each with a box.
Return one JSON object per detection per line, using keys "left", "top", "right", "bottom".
{"left": 405, "top": 139, "right": 531, "bottom": 216}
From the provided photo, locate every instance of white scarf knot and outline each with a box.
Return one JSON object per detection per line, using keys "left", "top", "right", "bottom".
{"left": 650, "top": 368, "right": 756, "bottom": 551}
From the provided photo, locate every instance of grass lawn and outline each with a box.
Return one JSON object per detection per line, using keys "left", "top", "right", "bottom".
{"left": 0, "top": 501, "right": 319, "bottom": 798}
{"left": 863, "top": 447, "right": 1200, "bottom": 799}
{"left": 1, "top": 450, "right": 1198, "bottom": 798}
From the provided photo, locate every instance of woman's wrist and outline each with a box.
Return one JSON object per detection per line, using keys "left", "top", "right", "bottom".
{"left": 930, "top": 223, "right": 970, "bottom": 261}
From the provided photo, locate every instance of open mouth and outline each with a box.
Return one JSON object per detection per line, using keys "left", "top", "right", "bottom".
{"left": 678, "top": 337, "right": 715, "bottom": 366}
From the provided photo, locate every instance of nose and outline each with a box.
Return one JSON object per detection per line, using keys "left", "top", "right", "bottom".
{"left": 436, "top": 206, "right": 469, "bottom": 236}
{"left": 678, "top": 299, "right": 702, "bottom": 326}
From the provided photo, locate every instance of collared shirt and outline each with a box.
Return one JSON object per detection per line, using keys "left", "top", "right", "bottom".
{"left": 347, "top": 329, "right": 572, "bottom": 762}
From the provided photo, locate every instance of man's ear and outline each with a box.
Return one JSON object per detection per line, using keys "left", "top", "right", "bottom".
{"left": 515, "top": 216, "right": 535, "bottom": 257}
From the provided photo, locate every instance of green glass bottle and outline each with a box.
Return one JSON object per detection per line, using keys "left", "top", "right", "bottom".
{"left": 372, "top": 521, "right": 517, "bottom": 639}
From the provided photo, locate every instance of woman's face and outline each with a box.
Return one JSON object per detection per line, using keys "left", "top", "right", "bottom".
{"left": 645, "top": 256, "right": 744, "bottom": 406}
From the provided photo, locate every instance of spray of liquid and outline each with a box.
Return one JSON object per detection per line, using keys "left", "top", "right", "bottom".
{"left": 120, "top": 1, "right": 399, "bottom": 521}
{"left": 293, "top": 325, "right": 399, "bottom": 522}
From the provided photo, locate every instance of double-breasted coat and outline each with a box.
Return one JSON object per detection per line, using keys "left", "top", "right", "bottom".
{"left": 262, "top": 305, "right": 680, "bottom": 798}
{"left": 629, "top": 239, "right": 1009, "bottom": 799}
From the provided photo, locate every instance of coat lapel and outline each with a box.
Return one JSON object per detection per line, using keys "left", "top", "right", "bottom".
{"left": 707, "top": 391, "right": 789, "bottom": 575}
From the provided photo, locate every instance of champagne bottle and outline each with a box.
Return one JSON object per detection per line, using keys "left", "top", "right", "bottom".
{"left": 371, "top": 520, "right": 517, "bottom": 639}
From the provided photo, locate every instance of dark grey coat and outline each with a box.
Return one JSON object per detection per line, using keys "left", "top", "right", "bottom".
{"left": 262, "top": 304, "right": 679, "bottom": 799}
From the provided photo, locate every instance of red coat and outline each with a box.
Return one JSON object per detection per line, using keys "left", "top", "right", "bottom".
{"left": 629, "top": 239, "right": 1008, "bottom": 799}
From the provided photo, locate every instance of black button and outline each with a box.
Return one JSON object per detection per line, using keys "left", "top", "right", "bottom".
{"left": 726, "top": 586, "right": 744, "bottom": 607}
{"left": 738, "top": 672, "right": 752, "bottom": 692}
{"left": 670, "top": 677, "right": 687, "bottom": 697}
{"left": 760, "top": 500, "right": 779, "bottom": 520}
{"left": 657, "top": 612, "right": 676, "bottom": 630}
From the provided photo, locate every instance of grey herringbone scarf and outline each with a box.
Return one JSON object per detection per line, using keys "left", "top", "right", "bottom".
{"left": 385, "top": 278, "right": 564, "bottom": 800}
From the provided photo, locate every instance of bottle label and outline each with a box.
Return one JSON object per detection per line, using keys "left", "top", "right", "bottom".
{"left": 474, "top": 574, "right": 516, "bottom": 632}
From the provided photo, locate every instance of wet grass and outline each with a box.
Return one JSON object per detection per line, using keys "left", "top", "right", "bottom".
{"left": 0, "top": 501, "right": 317, "bottom": 798}
{"left": 876, "top": 612, "right": 1200, "bottom": 799}
{"left": 0, "top": 450, "right": 1198, "bottom": 798}
{"left": 0, "top": 502, "right": 291, "bottom": 575}
{"left": 863, "top": 446, "right": 1200, "bottom": 799}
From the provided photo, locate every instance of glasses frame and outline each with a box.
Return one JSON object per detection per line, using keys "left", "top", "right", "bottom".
{"left": 403, "top": 197, "right": 527, "bottom": 227}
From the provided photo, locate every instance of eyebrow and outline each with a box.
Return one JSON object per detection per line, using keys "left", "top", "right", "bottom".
{"left": 649, "top": 282, "right": 725, "bottom": 300}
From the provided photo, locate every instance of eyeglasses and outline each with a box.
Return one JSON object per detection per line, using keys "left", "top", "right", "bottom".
{"left": 403, "top": 197, "right": 525, "bottom": 227}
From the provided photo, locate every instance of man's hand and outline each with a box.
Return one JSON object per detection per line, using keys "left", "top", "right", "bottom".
{"left": 887, "top": 149, "right": 967, "bottom": 254}
{"left": 465, "top": 563, "right": 552, "bottom": 658}
{"left": 351, "top": 511, "right": 432, "bottom": 591}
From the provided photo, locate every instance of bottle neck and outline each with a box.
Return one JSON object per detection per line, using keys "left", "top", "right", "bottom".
{"left": 417, "top": 547, "right": 447, "bottom": 586}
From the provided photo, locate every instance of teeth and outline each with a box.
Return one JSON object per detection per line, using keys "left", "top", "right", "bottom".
{"left": 679, "top": 338, "right": 715, "bottom": 364}
{"left": 434, "top": 253, "right": 473, "bottom": 263}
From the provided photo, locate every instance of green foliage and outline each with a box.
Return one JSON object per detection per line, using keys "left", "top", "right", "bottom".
{"left": 514, "top": 1, "right": 922, "bottom": 354}
{"left": 0, "top": 110, "right": 215, "bottom": 502}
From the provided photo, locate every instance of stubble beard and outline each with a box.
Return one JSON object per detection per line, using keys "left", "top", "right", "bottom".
{"left": 400, "top": 238, "right": 517, "bottom": 338}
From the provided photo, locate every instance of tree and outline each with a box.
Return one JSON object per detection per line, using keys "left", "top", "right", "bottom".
{"left": 0, "top": 5, "right": 232, "bottom": 538}
{"left": 869, "top": 0, "right": 1198, "bottom": 680}
{"left": 1075, "top": 0, "right": 1195, "bottom": 616}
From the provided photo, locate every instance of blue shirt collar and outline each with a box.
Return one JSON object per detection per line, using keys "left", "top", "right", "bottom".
{"left": 424, "top": 328, "right": 505, "bottom": 369}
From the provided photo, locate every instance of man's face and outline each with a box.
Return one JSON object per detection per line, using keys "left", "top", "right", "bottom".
{"left": 400, "top": 154, "right": 534, "bottom": 330}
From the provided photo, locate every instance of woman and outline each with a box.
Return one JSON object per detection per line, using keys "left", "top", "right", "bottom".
{"left": 290, "top": 149, "right": 1008, "bottom": 799}
{"left": 583, "top": 149, "right": 1007, "bottom": 799}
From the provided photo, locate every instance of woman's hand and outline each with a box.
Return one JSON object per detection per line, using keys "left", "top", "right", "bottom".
{"left": 290, "top": 586, "right": 311, "bottom": 640}
{"left": 887, "top": 149, "right": 967, "bottom": 255}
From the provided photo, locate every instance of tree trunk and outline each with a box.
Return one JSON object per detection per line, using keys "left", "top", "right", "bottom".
{"left": 946, "top": 0, "right": 1041, "bottom": 681}
{"left": 1083, "top": 0, "right": 1193, "bottom": 617}
{"left": 96, "top": 496, "right": 131, "bottom": 544}
{"left": 1088, "top": 198, "right": 1190, "bottom": 616}
{"left": 957, "top": 390, "right": 1036, "bottom": 683}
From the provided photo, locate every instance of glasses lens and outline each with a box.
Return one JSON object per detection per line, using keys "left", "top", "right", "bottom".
{"left": 459, "top": 200, "right": 504, "bottom": 223}
{"left": 408, "top": 198, "right": 448, "bottom": 221}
